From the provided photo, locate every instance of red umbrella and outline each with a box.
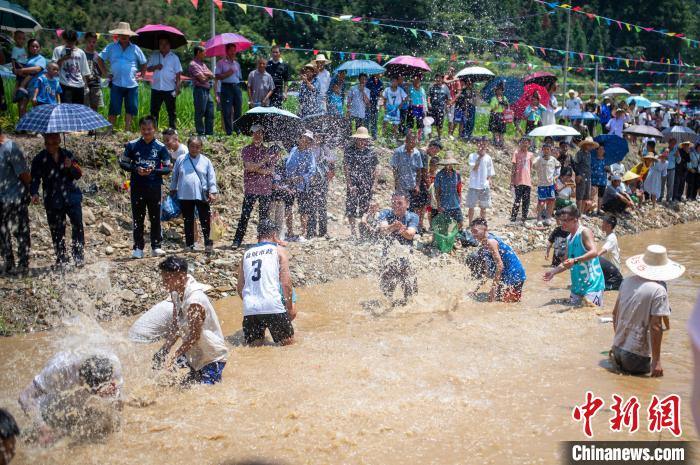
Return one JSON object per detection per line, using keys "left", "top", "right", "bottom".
{"left": 523, "top": 71, "right": 557, "bottom": 87}
{"left": 384, "top": 55, "right": 431, "bottom": 78}
{"left": 204, "top": 33, "right": 253, "bottom": 57}
{"left": 513, "top": 84, "right": 550, "bottom": 120}
{"left": 132, "top": 24, "right": 187, "bottom": 50}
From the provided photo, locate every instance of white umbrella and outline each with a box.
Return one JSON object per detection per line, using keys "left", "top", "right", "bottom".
{"left": 455, "top": 66, "right": 495, "bottom": 81}
{"left": 601, "top": 87, "right": 631, "bottom": 96}
{"left": 649, "top": 102, "right": 663, "bottom": 109}
{"left": 528, "top": 124, "right": 581, "bottom": 137}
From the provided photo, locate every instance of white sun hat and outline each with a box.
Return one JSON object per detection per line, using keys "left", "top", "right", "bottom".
{"left": 625, "top": 244, "right": 686, "bottom": 281}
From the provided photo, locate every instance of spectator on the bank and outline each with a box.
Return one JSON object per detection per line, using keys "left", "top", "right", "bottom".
{"left": 599, "top": 96, "right": 612, "bottom": 133}
{"left": 564, "top": 89, "right": 582, "bottom": 119}
{"left": 557, "top": 141, "right": 571, "bottom": 170}
{"left": 390, "top": 130, "right": 423, "bottom": 210}
{"left": 0, "top": 128, "right": 31, "bottom": 275}
{"left": 510, "top": 137, "right": 533, "bottom": 224}
{"left": 232, "top": 125, "right": 275, "bottom": 249}
{"left": 416, "top": 140, "right": 442, "bottom": 231}
{"left": 427, "top": 74, "right": 449, "bottom": 140}
{"left": 188, "top": 46, "right": 215, "bottom": 136}
{"left": 673, "top": 141, "right": 692, "bottom": 202}
{"left": 590, "top": 145, "right": 608, "bottom": 214}
{"left": 214, "top": 44, "right": 243, "bottom": 135}
{"left": 14, "top": 38, "right": 46, "bottom": 118}
{"left": 687, "top": 142, "right": 700, "bottom": 201}
{"left": 611, "top": 245, "right": 685, "bottom": 376}
{"left": 406, "top": 75, "right": 427, "bottom": 136}
{"left": 573, "top": 137, "right": 597, "bottom": 216}
{"left": 381, "top": 77, "right": 407, "bottom": 140}
{"left": 51, "top": 30, "right": 90, "bottom": 105}
{"left": 597, "top": 215, "right": 620, "bottom": 269}
{"left": 313, "top": 54, "right": 331, "bottom": 112}
{"left": 0, "top": 408, "right": 19, "bottom": 464}
{"left": 83, "top": 32, "right": 103, "bottom": 112}
{"left": 247, "top": 57, "right": 275, "bottom": 108}
{"left": 298, "top": 63, "right": 320, "bottom": 118}
{"left": 96, "top": 22, "right": 147, "bottom": 131}
{"left": 285, "top": 131, "right": 317, "bottom": 242}
{"left": 555, "top": 166, "right": 576, "bottom": 210}
{"left": 601, "top": 175, "right": 635, "bottom": 214}
{"left": 524, "top": 92, "right": 546, "bottom": 135}
{"left": 146, "top": 37, "right": 182, "bottom": 129}
{"left": 345, "top": 127, "right": 379, "bottom": 238}
{"left": 32, "top": 62, "right": 61, "bottom": 105}
{"left": 456, "top": 79, "right": 477, "bottom": 141}
{"left": 365, "top": 74, "right": 384, "bottom": 139}
{"left": 307, "top": 133, "right": 336, "bottom": 239}
{"left": 444, "top": 66, "right": 461, "bottom": 139}
{"left": 162, "top": 128, "right": 187, "bottom": 162}
{"left": 347, "top": 73, "right": 371, "bottom": 131}
{"left": 605, "top": 107, "right": 627, "bottom": 137}
{"left": 583, "top": 95, "right": 599, "bottom": 136}
{"left": 266, "top": 45, "right": 290, "bottom": 108}
{"left": 327, "top": 82, "right": 344, "bottom": 116}
{"left": 120, "top": 115, "right": 172, "bottom": 259}
{"left": 433, "top": 153, "right": 463, "bottom": 231}
{"left": 30, "top": 133, "right": 85, "bottom": 268}
{"left": 466, "top": 137, "right": 495, "bottom": 225}
{"left": 488, "top": 81, "right": 509, "bottom": 147}
{"left": 643, "top": 152, "right": 667, "bottom": 206}
{"left": 533, "top": 143, "right": 561, "bottom": 226}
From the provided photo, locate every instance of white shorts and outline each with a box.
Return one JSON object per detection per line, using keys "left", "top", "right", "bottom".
{"left": 466, "top": 188, "right": 492, "bottom": 209}
{"left": 570, "top": 291, "right": 603, "bottom": 307}
{"left": 447, "top": 105, "right": 456, "bottom": 123}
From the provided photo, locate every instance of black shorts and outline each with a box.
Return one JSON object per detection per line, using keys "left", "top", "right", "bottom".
{"left": 272, "top": 189, "right": 295, "bottom": 207}
{"left": 295, "top": 191, "right": 315, "bottom": 215}
{"left": 243, "top": 313, "right": 294, "bottom": 344}
{"left": 346, "top": 185, "right": 372, "bottom": 218}
{"left": 409, "top": 187, "right": 430, "bottom": 211}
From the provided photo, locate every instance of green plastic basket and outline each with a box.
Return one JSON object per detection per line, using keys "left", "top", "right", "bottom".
{"left": 431, "top": 214, "right": 459, "bottom": 253}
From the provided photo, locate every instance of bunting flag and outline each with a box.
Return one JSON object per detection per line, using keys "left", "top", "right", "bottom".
{"left": 236, "top": 3, "right": 247, "bottom": 13}
{"left": 213, "top": 0, "right": 222, "bottom": 11}
{"left": 410, "top": 28, "right": 418, "bottom": 38}
{"left": 191, "top": 0, "right": 198, "bottom": 8}
{"left": 56, "top": 28, "right": 64, "bottom": 38}
{"left": 350, "top": 52, "right": 356, "bottom": 59}
{"left": 264, "top": 6, "right": 273, "bottom": 17}
{"left": 310, "top": 14, "right": 318, "bottom": 22}
{"left": 285, "top": 10, "right": 295, "bottom": 21}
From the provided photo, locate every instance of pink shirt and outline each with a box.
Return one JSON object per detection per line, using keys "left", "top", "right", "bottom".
{"left": 188, "top": 59, "right": 212, "bottom": 89}
{"left": 511, "top": 150, "right": 533, "bottom": 187}
{"left": 242, "top": 144, "right": 274, "bottom": 195}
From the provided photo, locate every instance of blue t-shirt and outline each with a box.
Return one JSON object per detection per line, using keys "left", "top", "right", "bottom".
{"left": 120, "top": 138, "right": 172, "bottom": 189}
{"left": 99, "top": 42, "right": 147, "bottom": 88}
{"left": 590, "top": 157, "right": 607, "bottom": 186}
{"left": 434, "top": 169, "right": 461, "bottom": 210}
{"left": 390, "top": 145, "right": 423, "bottom": 194}
{"left": 286, "top": 147, "right": 316, "bottom": 192}
{"left": 24, "top": 54, "right": 47, "bottom": 89}
{"left": 478, "top": 234, "right": 526, "bottom": 285}
{"left": 366, "top": 78, "right": 384, "bottom": 103}
{"left": 377, "top": 208, "right": 419, "bottom": 246}
{"left": 34, "top": 75, "right": 62, "bottom": 104}
{"left": 328, "top": 92, "right": 344, "bottom": 116}
{"left": 408, "top": 86, "right": 426, "bottom": 107}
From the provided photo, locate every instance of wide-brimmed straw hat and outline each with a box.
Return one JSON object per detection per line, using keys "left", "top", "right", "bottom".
{"left": 301, "top": 130, "right": 315, "bottom": 141}
{"left": 621, "top": 171, "right": 640, "bottom": 182}
{"left": 567, "top": 89, "right": 578, "bottom": 97}
{"left": 314, "top": 54, "right": 331, "bottom": 64}
{"left": 626, "top": 244, "right": 685, "bottom": 281}
{"left": 679, "top": 141, "right": 693, "bottom": 148}
{"left": 351, "top": 126, "right": 371, "bottom": 139}
{"left": 109, "top": 22, "right": 138, "bottom": 37}
{"left": 642, "top": 152, "right": 657, "bottom": 160}
{"left": 439, "top": 151, "right": 460, "bottom": 166}
{"left": 303, "top": 62, "right": 316, "bottom": 70}
{"left": 578, "top": 137, "right": 599, "bottom": 150}
{"left": 614, "top": 107, "right": 626, "bottom": 115}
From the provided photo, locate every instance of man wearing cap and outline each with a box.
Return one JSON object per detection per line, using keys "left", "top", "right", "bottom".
{"left": 215, "top": 44, "right": 243, "bottom": 135}
{"left": 314, "top": 54, "right": 331, "bottom": 112}
{"left": 266, "top": 45, "right": 290, "bottom": 108}
{"left": 611, "top": 245, "right": 685, "bottom": 376}
{"left": 285, "top": 131, "right": 317, "bottom": 242}
{"left": 344, "top": 127, "right": 378, "bottom": 238}
{"left": 96, "top": 22, "right": 147, "bottom": 132}
{"left": 572, "top": 137, "right": 597, "bottom": 216}
{"left": 433, "top": 152, "right": 463, "bottom": 231}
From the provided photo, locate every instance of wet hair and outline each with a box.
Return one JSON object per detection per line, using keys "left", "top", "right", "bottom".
{"left": 79, "top": 356, "right": 114, "bottom": 389}
{"left": 258, "top": 219, "right": 278, "bottom": 239}
{"left": 84, "top": 32, "right": 97, "bottom": 41}
{"left": 391, "top": 192, "right": 408, "bottom": 201}
{"left": 470, "top": 217, "right": 488, "bottom": 228}
{"left": 603, "top": 215, "right": 617, "bottom": 230}
{"left": 139, "top": 115, "right": 157, "bottom": 127}
{"left": 62, "top": 30, "right": 78, "bottom": 42}
{"left": 555, "top": 205, "right": 580, "bottom": 218}
{"left": 0, "top": 409, "right": 19, "bottom": 439}
{"left": 193, "top": 45, "right": 205, "bottom": 58}
{"left": 162, "top": 128, "right": 178, "bottom": 137}
{"left": 257, "top": 57, "right": 267, "bottom": 65}
{"left": 159, "top": 256, "right": 188, "bottom": 273}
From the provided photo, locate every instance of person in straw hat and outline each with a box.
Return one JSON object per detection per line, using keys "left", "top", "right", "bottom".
{"left": 96, "top": 22, "right": 147, "bottom": 132}
{"left": 572, "top": 136, "right": 599, "bottom": 216}
{"left": 610, "top": 245, "right": 685, "bottom": 376}
{"left": 313, "top": 53, "right": 331, "bottom": 112}
{"left": 605, "top": 107, "right": 627, "bottom": 137}
{"left": 344, "top": 126, "right": 378, "bottom": 238}
{"left": 433, "top": 151, "right": 463, "bottom": 230}
{"left": 643, "top": 152, "right": 667, "bottom": 205}
{"left": 298, "top": 62, "right": 320, "bottom": 118}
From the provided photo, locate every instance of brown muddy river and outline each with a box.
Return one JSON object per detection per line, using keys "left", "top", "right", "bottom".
{"left": 1, "top": 223, "right": 699, "bottom": 464}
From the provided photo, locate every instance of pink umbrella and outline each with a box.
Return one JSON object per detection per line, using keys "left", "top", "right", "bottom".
{"left": 204, "top": 33, "right": 253, "bottom": 57}
{"left": 384, "top": 55, "right": 431, "bottom": 78}
{"left": 513, "top": 84, "right": 550, "bottom": 120}
{"left": 132, "top": 24, "right": 187, "bottom": 50}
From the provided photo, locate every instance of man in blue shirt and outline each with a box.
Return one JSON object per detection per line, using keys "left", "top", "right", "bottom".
{"left": 120, "top": 115, "right": 172, "bottom": 258}
{"left": 376, "top": 192, "right": 419, "bottom": 306}
{"left": 390, "top": 130, "right": 423, "bottom": 207}
{"left": 285, "top": 131, "right": 317, "bottom": 242}
{"left": 434, "top": 154, "right": 463, "bottom": 230}
{"left": 365, "top": 75, "right": 384, "bottom": 139}
{"left": 97, "top": 22, "right": 147, "bottom": 132}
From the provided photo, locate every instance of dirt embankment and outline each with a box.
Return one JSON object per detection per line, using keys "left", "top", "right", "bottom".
{"left": 1, "top": 133, "right": 698, "bottom": 334}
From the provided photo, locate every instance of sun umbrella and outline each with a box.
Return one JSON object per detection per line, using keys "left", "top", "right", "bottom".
{"left": 481, "top": 76, "right": 524, "bottom": 104}
{"left": 383, "top": 55, "right": 431, "bottom": 79}
{"left": 204, "top": 33, "right": 253, "bottom": 57}
{"left": 658, "top": 100, "right": 679, "bottom": 108}
{"left": 233, "top": 106, "right": 302, "bottom": 147}
{"left": 15, "top": 104, "right": 110, "bottom": 133}
{"left": 649, "top": 102, "right": 663, "bottom": 109}
{"left": 302, "top": 114, "right": 350, "bottom": 148}
{"left": 663, "top": 125, "right": 697, "bottom": 143}
{"left": 528, "top": 124, "right": 579, "bottom": 137}
{"left": 512, "top": 84, "right": 549, "bottom": 120}
{"left": 626, "top": 96, "right": 651, "bottom": 109}
{"left": 601, "top": 87, "right": 630, "bottom": 97}
{"left": 569, "top": 112, "right": 599, "bottom": 122}
{"left": 132, "top": 24, "right": 187, "bottom": 50}
{"left": 455, "top": 66, "right": 494, "bottom": 82}
{"left": 523, "top": 71, "right": 557, "bottom": 87}
{"left": 623, "top": 125, "right": 663, "bottom": 138}
{"left": 594, "top": 134, "right": 629, "bottom": 166}
{"left": 334, "top": 60, "right": 384, "bottom": 77}
{"left": 0, "top": 0, "right": 41, "bottom": 32}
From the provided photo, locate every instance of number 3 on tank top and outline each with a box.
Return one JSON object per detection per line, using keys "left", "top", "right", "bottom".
{"left": 251, "top": 259, "right": 262, "bottom": 281}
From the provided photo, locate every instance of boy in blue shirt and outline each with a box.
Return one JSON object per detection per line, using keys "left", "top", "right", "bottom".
{"left": 32, "top": 62, "right": 62, "bottom": 105}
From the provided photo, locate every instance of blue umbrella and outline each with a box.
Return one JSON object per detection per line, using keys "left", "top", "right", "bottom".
{"left": 569, "top": 112, "right": 599, "bottom": 121}
{"left": 594, "top": 134, "right": 629, "bottom": 166}
{"left": 334, "top": 60, "right": 385, "bottom": 77}
{"left": 625, "top": 96, "right": 651, "bottom": 108}
{"left": 481, "top": 76, "right": 524, "bottom": 104}
{"left": 15, "top": 104, "right": 110, "bottom": 133}
{"left": 0, "top": 0, "right": 41, "bottom": 32}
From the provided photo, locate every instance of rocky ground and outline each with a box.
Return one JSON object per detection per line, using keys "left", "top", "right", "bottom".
{"left": 1, "top": 132, "right": 699, "bottom": 334}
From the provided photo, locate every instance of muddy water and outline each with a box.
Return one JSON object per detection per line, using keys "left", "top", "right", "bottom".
{"left": 2, "top": 224, "right": 699, "bottom": 465}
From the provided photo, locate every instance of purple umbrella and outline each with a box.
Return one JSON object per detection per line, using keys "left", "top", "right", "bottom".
{"left": 384, "top": 55, "right": 431, "bottom": 78}
{"left": 132, "top": 24, "right": 187, "bottom": 50}
{"left": 204, "top": 33, "right": 253, "bottom": 57}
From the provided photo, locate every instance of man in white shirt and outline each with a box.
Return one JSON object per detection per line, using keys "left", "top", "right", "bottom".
{"left": 598, "top": 215, "right": 620, "bottom": 268}
{"left": 466, "top": 137, "right": 496, "bottom": 225}
{"left": 314, "top": 54, "right": 332, "bottom": 112}
{"left": 146, "top": 37, "right": 182, "bottom": 129}
{"left": 606, "top": 108, "right": 627, "bottom": 137}
{"left": 347, "top": 73, "right": 371, "bottom": 131}
{"left": 51, "top": 30, "right": 91, "bottom": 105}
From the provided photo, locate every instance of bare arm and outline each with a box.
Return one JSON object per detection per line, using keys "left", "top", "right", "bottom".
{"left": 236, "top": 260, "right": 244, "bottom": 298}
{"left": 278, "top": 246, "right": 295, "bottom": 319}
{"left": 612, "top": 295, "right": 620, "bottom": 333}
{"left": 171, "top": 304, "right": 205, "bottom": 361}
{"left": 96, "top": 56, "right": 108, "bottom": 77}
{"left": 578, "top": 228, "right": 599, "bottom": 263}
{"left": 650, "top": 315, "right": 664, "bottom": 377}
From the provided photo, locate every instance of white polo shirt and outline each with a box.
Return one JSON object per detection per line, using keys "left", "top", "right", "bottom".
{"left": 147, "top": 51, "right": 183, "bottom": 92}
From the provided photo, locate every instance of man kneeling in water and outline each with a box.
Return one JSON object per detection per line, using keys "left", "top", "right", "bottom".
{"left": 18, "top": 350, "right": 123, "bottom": 445}
{"left": 466, "top": 218, "right": 526, "bottom": 302}
{"left": 237, "top": 219, "right": 296, "bottom": 346}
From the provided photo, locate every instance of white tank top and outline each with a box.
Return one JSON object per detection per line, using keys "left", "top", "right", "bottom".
{"left": 242, "top": 242, "right": 286, "bottom": 316}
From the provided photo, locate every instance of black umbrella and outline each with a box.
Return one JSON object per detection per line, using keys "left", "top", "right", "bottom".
{"left": 302, "top": 114, "right": 350, "bottom": 148}
{"left": 233, "top": 107, "right": 303, "bottom": 149}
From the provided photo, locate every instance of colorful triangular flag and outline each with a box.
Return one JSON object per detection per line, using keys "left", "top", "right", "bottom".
{"left": 410, "top": 28, "right": 418, "bottom": 38}
{"left": 213, "top": 0, "right": 222, "bottom": 11}
{"left": 310, "top": 14, "right": 318, "bottom": 22}
{"left": 236, "top": 3, "right": 247, "bottom": 13}
{"left": 264, "top": 7, "right": 273, "bottom": 17}
{"left": 285, "top": 10, "right": 295, "bottom": 21}
{"left": 191, "top": 0, "right": 198, "bottom": 9}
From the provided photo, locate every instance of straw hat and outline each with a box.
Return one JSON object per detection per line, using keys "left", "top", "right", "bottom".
{"left": 350, "top": 126, "right": 371, "bottom": 139}
{"left": 567, "top": 89, "right": 578, "bottom": 98}
{"left": 439, "top": 151, "right": 460, "bottom": 166}
{"left": 109, "top": 22, "right": 138, "bottom": 37}
{"left": 578, "top": 137, "right": 599, "bottom": 150}
{"left": 621, "top": 171, "right": 640, "bottom": 182}
{"left": 614, "top": 107, "right": 626, "bottom": 115}
{"left": 303, "top": 62, "right": 316, "bottom": 70}
{"left": 625, "top": 244, "right": 685, "bottom": 281}
{"left": 679, "top": 141, "right": 693, "bottom": 149}
{"left": 301, "top": 130, "right": 315, "bottom": 141}
{"left": 314, "top": 53, "right": 331, "bottom": 64}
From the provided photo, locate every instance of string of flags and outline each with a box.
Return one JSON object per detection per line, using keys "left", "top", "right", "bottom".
{"left": 533, "top": 0, "right": 700, "bottom": 48}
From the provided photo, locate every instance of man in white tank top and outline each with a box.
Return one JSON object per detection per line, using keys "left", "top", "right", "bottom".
{"left": 237, "top": 219, "right": 296, "bottom": 345}
{"left": 154, "top": 256, "right": 228, "bottom": 384}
